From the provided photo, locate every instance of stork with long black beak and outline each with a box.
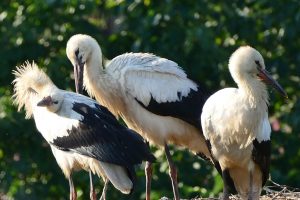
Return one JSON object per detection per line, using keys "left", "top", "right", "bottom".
{"left": 201, "top": 46, "right": 288, "bottom": 200}
{"left": 66, "top": 34, "right": 221, "bottom": 200}
{"left": 12, "top": 62, "right": 155, "bottom": 200}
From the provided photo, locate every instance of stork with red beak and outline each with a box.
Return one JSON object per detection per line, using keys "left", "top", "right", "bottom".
{"left": 201, "top": 46, "right": 287, "bottom": 200}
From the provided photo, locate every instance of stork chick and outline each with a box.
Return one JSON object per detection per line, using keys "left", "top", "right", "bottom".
{"left": 12, "top": 62, "right": 155, "bottom": 200}
{"left": 201, "top": 46, "right": 287, "bottom": 200}
{"left": 66, "top": 34, "right": 221, "bottom": 200}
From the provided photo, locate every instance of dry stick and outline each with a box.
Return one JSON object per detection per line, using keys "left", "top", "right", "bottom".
{"left": 269, "top": 179, "right": 284, "bottom": 188}
{"left": 228, "top": 194, "right": 240, "bottom": 200}
{"left": 271, "top": 187, "right": 287, "bottom": 200}
{"left": 263, "top": 179, "right": 300, "bottom": 199}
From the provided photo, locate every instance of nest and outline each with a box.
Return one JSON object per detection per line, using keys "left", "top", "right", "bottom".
{"left": 160, "top": 180, "right": 300, "bottom": 200}
{"left": 259, "top": 180, "right": 300, "bottom": 200}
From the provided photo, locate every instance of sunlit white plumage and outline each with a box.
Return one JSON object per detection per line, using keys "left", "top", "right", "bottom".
{"left": 12, "top": 62, "right": 155, "bottom": 200}
{"left": 107, "top": 53, "right": 198, "bottom": 106}
{"left": 202, "top": 88, "right": 270, "bottom": 150}
{"left": 66, "top": 34, "right": 213, "bottom": 200}
{"left": 201, "top": 46, "right": 287, "bottom": 200}
{"left": 67, "top": 34, "right": 209, "bottom": 151}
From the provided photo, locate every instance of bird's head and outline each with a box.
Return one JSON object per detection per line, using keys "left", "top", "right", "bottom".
{"left": 12, "top": 61, "right": 58, "bottom": 118}
{"left": 66, "top": 34, "right": 102, "bottom": 94}
{"left": 37, "top": 91, "right": 63, "bottom": 113}
{"left": 229, "top": 46, "right": 287, "bottom": 98}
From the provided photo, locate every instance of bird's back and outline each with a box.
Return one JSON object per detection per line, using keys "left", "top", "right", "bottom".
{"left": 105, "top": 53, "right": 210, "bottom": 134}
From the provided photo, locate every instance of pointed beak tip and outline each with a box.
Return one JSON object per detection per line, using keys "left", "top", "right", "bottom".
{"left": 37, "top": 101, "right": 46, "bottom": 107}
{"left": 37, "top": 96, "right": 52, "bottom": 107}
{"left": 278, "top": 89, "right": 288, "bottom": 100}
{"left": 278, "top": 87, "right": 288, "bottom": 100}
{"left": 258, "top": 68, "right": 288, "bottom": 100}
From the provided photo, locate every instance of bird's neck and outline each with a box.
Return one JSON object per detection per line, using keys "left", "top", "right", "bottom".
{"left": 237, "top": 76, "right": 269, "bottom": 108}
{"left": 83, "top": 55, "right": 121, "bottom": 116}
{"left": 83, "top": 52, "right": 103, "bottom": 87}
{"left": 84, "top": 55, "right": 108, "bottom": 95}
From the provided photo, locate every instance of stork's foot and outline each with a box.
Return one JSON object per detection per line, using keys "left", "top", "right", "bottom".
{"left": 145, "top": 161, "right": 153, "bottom": 200}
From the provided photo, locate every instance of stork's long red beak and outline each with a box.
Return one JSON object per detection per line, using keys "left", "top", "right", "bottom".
{"left": 37, "top": 96, "right": 53, "bottom": 107}
{"left": 257, "top": 67, "right": 288, "bottom": 98}
{"left": 74, "top": 54, "right": 84, "bottom": 94}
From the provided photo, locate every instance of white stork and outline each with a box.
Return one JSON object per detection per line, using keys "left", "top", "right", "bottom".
{"left": 66, "top": 34, "right": 220, "bottom": 200}
{"left": 201, "top": 46, "right": 288, "bottom": 200}
{"left": 12, "top": 62, "right": 155, "bottom": 200}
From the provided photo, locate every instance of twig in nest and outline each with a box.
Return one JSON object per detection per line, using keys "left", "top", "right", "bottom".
{"left": 271, "top": 186, "right": 287, "bottom": 200}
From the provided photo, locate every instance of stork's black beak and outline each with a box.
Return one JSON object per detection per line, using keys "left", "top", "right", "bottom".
{"left": 37, "top": 96, "right": 53, "bottom": 107}
{"left": 74, "top": 49, "right": 84, "bottom": 94}
{"left": 257, "top": 67, "right": 288, "bottom": 98}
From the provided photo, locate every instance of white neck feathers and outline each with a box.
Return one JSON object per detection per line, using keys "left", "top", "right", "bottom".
{"left": 236, "top": 74, "right": 269, "bottom": 108}
{"left": 83, "top": 47, "right": 121, "bottom": 116}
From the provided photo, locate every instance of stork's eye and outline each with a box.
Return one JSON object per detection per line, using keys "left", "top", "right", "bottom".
{"left": 28, "top": 87, "right": 38, "bottom": 94}
{"left": 75, "top": 49, "right": 80, "bottom": 57}
{"left": 255, "top": 60, "right": 262, "bottom": 70}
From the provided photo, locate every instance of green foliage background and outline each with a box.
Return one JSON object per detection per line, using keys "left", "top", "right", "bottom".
{"left": 0, "top": 0, "right": 299, "bottom": 199}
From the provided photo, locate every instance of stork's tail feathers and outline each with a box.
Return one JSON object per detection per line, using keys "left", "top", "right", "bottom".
{"left": 100, "top": 162, "right": 134, "bottom": 194}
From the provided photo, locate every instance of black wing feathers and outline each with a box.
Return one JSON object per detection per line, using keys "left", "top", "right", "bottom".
{"left": 135, "top": 84, "right": 210, "bottom": 130}
{"left": 252, "top": 139, "right": 271, "bottom": 186}
{"left": 52, "top": 102, "right": 155, "bottom": 167}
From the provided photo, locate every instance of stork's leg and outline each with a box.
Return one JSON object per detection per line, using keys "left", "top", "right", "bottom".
{"left": 145, "top": 161, "right": 153, "bottom": 200}
{"left": 164, "top": 142, "right": 180, "bottom": 200}
{"left": 68, "top": 177, "right": 77, "bottom": 200}
{"left": 222, "top": 170, "right": 230, "bottom": 200}
{"left": 89, "top": 170, "right": 97, "bottom": 200}
{"left": 100, "top": 179, "right": 109, "bottom": 200}
{"left": 249, "top": 170, "right": 253, "bottom": 200}
{"left": 145, "top": 141, "right": 153, "bottom": 200}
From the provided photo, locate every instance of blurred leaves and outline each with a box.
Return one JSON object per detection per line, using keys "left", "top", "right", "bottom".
{"left": 0, "top": 0, "right": 299, "bottom": 199}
